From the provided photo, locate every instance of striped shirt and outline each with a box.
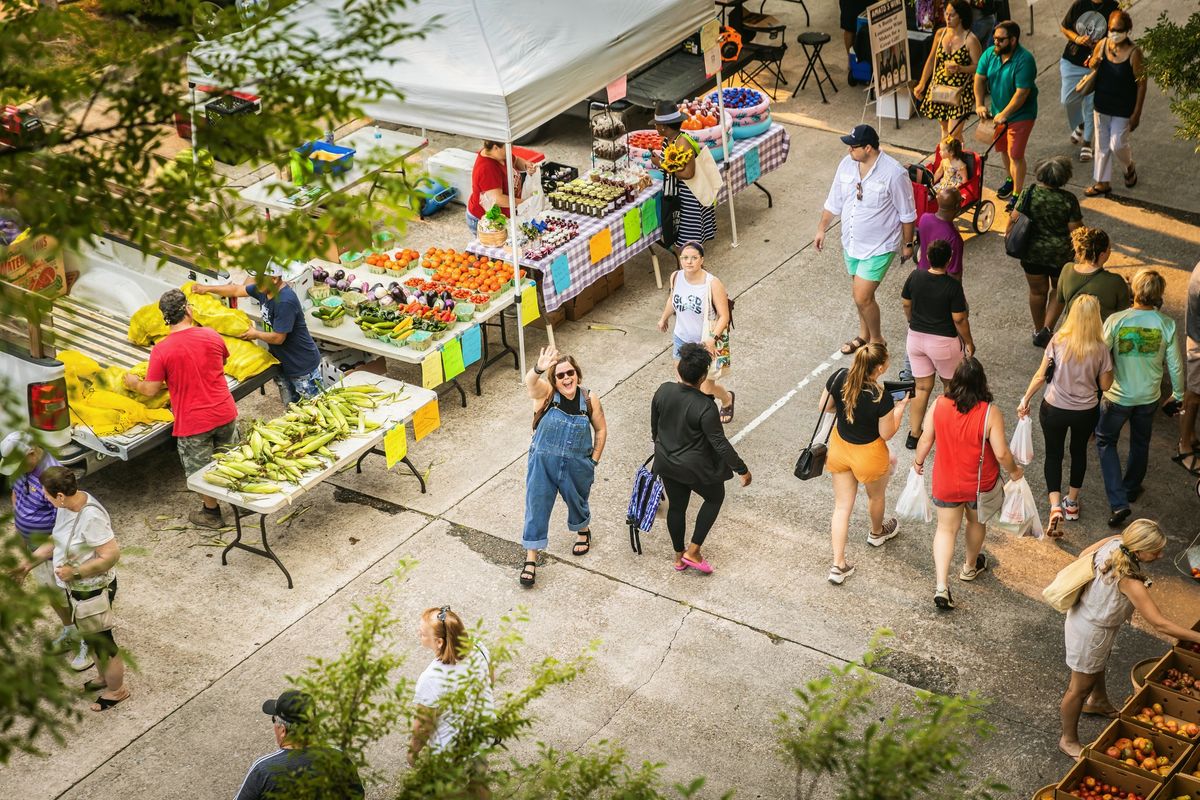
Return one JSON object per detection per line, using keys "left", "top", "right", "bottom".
{"left": 13, "top": 454, "right": 59, "bottom": 539}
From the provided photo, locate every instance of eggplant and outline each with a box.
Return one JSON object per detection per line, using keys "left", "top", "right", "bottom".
{"left": 389, "top": 286, "right": 404, "bottom": 301}
{"left": 377, "top": 294, "right": 394, "bottom": 307}
{"left": 365, "top": 291, "right": 377, "bottom": 303}
{"left": 445, "top": 299, "right": 455, "bottom": 311}
{"left": 325, "top": 277, "right": 337, "bottom": 288}
{"left": 358, "top": 281, "right": 369, "bottom": 293}
{"left": 425, "top": 290, "right": 436, "bottom": 306}
{"left": 336, "top": 279, "right": 350, "bottom": 292}
{"left": 333, "top": 269, "right": 345, "bottom": 281}
{"left": 312, "top": 267, "right": 328, "bottom": 283}
{"left": 388, "top": 281, "right": 399, "bottom": 291}
{"left": 346, "top": 273, "right": 356, "bottom": 283}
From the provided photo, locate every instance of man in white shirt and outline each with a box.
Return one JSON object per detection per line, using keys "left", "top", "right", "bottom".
{"left": 814, "top": 124, "right": 917, "bottom": 355}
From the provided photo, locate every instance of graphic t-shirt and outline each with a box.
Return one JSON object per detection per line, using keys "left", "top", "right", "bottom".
{"left": 1022, "top": 186, "right": 1082, "bottom": 270}
{"left": 246, "top": 284, "right": 321, "bottom": 378}
{"left": 1061, "top": 0, "right": 1119, "bottom": 66}
{"left": 145, "top": 326, "right": 237, "bottom": 437}
{"left": 902, "top": 269, "right": 967, "bottom": 338}
{"left": 1103, "top": 308, "right": 1184, "bottom": 406}
{"left": 826, "top": 369, "right": 894, "bottom": 446}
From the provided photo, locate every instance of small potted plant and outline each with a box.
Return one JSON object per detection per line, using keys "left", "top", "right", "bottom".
{"left": 476, "top": 204, "right": 509, "bottom": 246}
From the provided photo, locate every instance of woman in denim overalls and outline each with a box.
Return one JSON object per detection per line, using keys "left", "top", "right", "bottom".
{"left": 520, "top": 347, "right": 608, "bottom": 587}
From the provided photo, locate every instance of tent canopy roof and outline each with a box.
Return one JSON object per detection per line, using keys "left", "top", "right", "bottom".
{"left": 190, "top": 0, "right": 714, "bottom": 142}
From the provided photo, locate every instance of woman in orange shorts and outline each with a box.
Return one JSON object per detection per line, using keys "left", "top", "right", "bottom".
{"left": 817, "top": 343, "right": 909, "bottom": 585}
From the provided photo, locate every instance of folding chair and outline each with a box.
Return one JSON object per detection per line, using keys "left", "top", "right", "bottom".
{"left": 738, "top": 24, "right": 789, "bottom": 100}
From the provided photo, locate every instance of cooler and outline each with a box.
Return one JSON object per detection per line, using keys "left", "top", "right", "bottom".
{"left": 427, "top": 148, "right": 476, "bottom": 207}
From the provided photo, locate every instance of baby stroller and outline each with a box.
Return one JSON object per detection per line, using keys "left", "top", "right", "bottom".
{"left": 907, "top": 128, "right": 1003, "bottom": 235}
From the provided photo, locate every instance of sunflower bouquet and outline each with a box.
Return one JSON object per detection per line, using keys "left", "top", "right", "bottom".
{"left": 659, "top": 141, "right": 695, "bottom": 174}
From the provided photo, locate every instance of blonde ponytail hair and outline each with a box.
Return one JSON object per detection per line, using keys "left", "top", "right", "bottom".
{"left": 422, "top": 606, "right": 467, "bottom": 665}
{"left": 841, "top": 343, "right": 888, "bottom": 424}
{"left": 1103, "top": 519, "right": 1166, "bottom": 582}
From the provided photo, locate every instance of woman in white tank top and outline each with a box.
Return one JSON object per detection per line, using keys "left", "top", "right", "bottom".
{"left": 657, "top": 242, "right": 736, "bottom": 423}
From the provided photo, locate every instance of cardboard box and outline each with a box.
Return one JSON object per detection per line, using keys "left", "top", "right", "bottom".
{"left": 589, "top": 273, "right": 609, "bottom": 304}
{"left": 1176, "top": 747, "right": 1200, "bottom": 780}
{"left": 1148, "top": 651, "right": 1200, "bottom": 701}
{"left": 1087, "top": 718, "right": 1190, "bottom": 779}
{"left": 564, "top": 284, "right": 596, "bottom": 322}
{"left": 606, "top": 264, "right": 625, "bottom": 293}
{"left": 1122, "top": 685, "right": 1200, "bottom": 742}
{"left": 1, "top": 230, "right": 67, "bottom": 298}
{"left": 1174, "top": 621, "right": 1200, "bottom": 659}
{"left": 1056, "top": 755, "right": 1162, "bottom": 800}
{"left": 1157, "top": 773, "right": 1200, "bottom": 799}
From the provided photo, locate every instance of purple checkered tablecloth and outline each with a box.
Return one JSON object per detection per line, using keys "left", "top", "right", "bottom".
{"left": 467, "top": 124, "right": 791, "bottom": 312}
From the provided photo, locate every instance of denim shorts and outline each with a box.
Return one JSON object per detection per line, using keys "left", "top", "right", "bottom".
{"left": 672, "top": 335, "right": 688, "bottom": 359}
{"left": 277, "top": 366, "right": 325, "bottom": 406}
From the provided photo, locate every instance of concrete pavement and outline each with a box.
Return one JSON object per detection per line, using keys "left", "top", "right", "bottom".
{"left": 6, "top": 0, "right": 1200, "bottom": 796}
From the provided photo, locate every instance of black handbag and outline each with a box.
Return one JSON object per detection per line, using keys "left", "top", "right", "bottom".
{"left": 1004, "top": 184, "right": 1035, "bottom": 259}
{"left": 794, "top": 392, "right": 837, "bottom": 481}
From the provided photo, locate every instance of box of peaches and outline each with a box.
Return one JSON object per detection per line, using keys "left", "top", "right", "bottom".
{"left": 1121, "top": 684, "right": 1200, "bottom": 741}
{"left": 1056, "top": 755, "right": 1162, "bottom": 800}
{"left": 1086, "top": 719, "right": 1191, "bottom": 778}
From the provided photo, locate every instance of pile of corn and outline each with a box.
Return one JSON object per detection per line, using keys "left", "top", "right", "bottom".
{"left": 202, "top": 383, "right": 398, "bottom": 495}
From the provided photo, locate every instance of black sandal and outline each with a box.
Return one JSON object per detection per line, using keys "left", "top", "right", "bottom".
{"left": 519, "top": 560, "right": 537, "bottom": 587}
{"left": 91, "top": 691, "right": 128, "bottom": 712}
{"left": 572, "top": 531, "right": 591, "bottom": 556}
{"left": 1172, "top": 452, "right": 1200, "bottom": 477}
{"left": 719, "top": 391, "right": 736, "bottom": 425}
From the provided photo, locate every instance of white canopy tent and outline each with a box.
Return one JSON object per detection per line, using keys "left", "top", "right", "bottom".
{"left": 189, "top": 0, "right": 715, "bottom": 372}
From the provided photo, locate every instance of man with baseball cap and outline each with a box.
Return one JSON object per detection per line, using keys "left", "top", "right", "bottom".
{"left": 2, "top": 431, "right": 91, "bottom": 670}
{"left": 814, "top": 124, "right": 917, "bottom": 356}
{"left": 124, "top": 288, "right": 238, "bottom": 530}
{"left": 236, "top": 689, "right": 363, "bottom": 800}
{"left": 193, "top": 262, "right": 324, "bottom": 405}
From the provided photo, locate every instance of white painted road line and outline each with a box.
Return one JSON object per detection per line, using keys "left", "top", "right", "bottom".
{"left": 728, "top": 351, "right": 845, "bottom": 445}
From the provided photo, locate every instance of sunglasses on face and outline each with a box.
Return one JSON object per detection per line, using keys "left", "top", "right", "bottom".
{"left": 555, "top": 369, "right": 576, "bottom": 379}
{"left": 856, "top": 182, "right": 863, "bottom": 200}
{"left": 993, "top": 36, "right": 1009, "bottom": 42}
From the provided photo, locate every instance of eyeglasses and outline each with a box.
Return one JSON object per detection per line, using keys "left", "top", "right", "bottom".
{"left": 993, "top": 35, "right": 1010, "bottom": 42}
{"left": 855, "top": 182, "right": 863, "bottom": 201}
{"left": 555, "top": 368, "right": 576, "bottom": 379}
{"left": 1110, "top": 28, "right": 1129, "bottom": 34}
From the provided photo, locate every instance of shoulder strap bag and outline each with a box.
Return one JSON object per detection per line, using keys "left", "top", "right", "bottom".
{"left": 1003, "top": 184, "right": 1036, "bottom": 259}
{"left": 681, "top": 134, "right": 723, "bottom": 207}
{"left": 64, "top": 500, "right": 117, "bottom": 635}
{"left": 929, "top": 30, "right": 966, "bottom": 107}
{"left": 975, "top": 403, "right": 1004, "bottom": 523}
{"left": 795, "top": 371, "right": 843, "bottom": 480}
{"left": 1042, "top": 551, "right": 1096, "bottom": 612}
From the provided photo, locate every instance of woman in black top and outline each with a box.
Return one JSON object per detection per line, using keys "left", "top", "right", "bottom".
{"left": 1085, "top": 10, "right": 1147, "bottom": 196}
{"left": 818, "top": 343, "right": 908, "bottom": 585}
{"left": 901, "top": 240, "right": 974, "bottom": 448}
{"left": 651, "top": 343, "right": 751, "bottom": 574}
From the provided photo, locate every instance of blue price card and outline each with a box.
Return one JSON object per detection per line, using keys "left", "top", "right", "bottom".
{"left": 744, "top": 146, "right": 761, "bottom": 184}
{"left": 461, "top": 324, "right": 482, "bottom": 367}
{"left": 550, "top": 253, "right": 571, "bottom": 294}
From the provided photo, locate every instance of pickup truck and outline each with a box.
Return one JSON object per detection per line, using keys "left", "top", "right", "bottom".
{"left": 1, "top": 234, "right": 277, "bottom": 476}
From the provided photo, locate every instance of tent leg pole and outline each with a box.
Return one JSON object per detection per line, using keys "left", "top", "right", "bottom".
{"left": 504, "top": 143, "right": 527, "bottom": 377}
{"left": 716, "top": 61, "right": 738, "bottom": 249}
{"left": 651, "top": 250, "right": 662, "bottom": 289}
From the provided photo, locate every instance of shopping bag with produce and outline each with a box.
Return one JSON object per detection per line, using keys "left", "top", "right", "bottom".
{"left": 995, "top": 477, "right": 1042, "bottom": 538}
{"left": 1010, "top": 415, "right": 1034, "bottom": 465}
{"left": 895, "top": 467, "right": 932, "bottom": 523}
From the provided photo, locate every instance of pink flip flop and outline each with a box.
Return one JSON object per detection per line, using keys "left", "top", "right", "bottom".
{"left": 680, "top": 556, "right": 713, "bottom": 574}
{"left": 673, "top": 562, "right": 688, "bottom": 572}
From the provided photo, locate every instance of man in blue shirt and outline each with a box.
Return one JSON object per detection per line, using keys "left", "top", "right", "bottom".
{"left": 194, "top": 264, "right": 324, "bottom": 405}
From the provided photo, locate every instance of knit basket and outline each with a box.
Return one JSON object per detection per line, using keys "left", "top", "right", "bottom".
{"left": 477, "top": 228, "right": 507, "bottom": 246}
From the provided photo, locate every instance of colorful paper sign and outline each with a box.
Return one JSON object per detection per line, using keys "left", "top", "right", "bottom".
{"left": 550, "top": 253, "right": 571, "bottom": 294}
{"left": 421, "top": 349, "right": 443, "bottom": 389}
{"left": 520, "top": 283, "right": 541, "bottom": 326}
{"left": 744, "top": 146, "right": 762, "bottom": 184}
{"left": 412, "top": 399, "right": 440, "bottom": 441}
{"left": 441, "top": 337, "right": 465, "bottom": 380}
{"left": 623, "top": 208, "right": 642, "bottom": 246}
{"left": 606, "top": 74, "right": 627, "bottom": 103}
{"left": 700, "top": 19, "right": 720, "bottom": 52}
{"left": 589, "top": 228, "right": 613, "bottom": 263}
{"left": 384, "top": 423, "right": 407, "bottom": 469}
{"left": 461, "top": 324, "right": 482, "bottom": 367}
{"left": 704, "top": 47, "right": 720, "bottom": 79}
{"left": 641, "top": 197, "right": 659, "bottom": 233}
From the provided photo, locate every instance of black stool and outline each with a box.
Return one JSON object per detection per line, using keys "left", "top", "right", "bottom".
{"left": 797, "top": 32, "right": 838, "bottom": 104}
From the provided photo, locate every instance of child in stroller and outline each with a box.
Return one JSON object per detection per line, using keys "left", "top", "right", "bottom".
{"left": 908, "top": 137, "right": 997, "bottom": 234}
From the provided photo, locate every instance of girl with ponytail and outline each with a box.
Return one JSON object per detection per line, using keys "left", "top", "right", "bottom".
{"left": 816, "top": 343, "right": 909, "bottom": 586}
{"left": 1059, "top": 520, "right": 1200, "bottom": 758}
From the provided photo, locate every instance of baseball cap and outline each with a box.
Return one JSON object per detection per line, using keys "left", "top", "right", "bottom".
{"left": 840, "top": 124, "right": 880, "bottom": 149}
{"left": 263, "top": 261, "right": 286, "bottom": 278}
{"left": 262, "top": 689, "right": 313, "bottom": 726}
{"left": 0, "top": 431, "right": 35, "bottom": 476}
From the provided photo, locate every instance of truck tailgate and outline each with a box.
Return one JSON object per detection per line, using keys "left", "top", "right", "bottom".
{"left": 47, "top": 295, "right": 277, "bottom": 463}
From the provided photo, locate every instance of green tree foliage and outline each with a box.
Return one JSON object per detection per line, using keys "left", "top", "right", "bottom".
{"left": 0, "top": 0, "right": 425, "bottom": 276}
{"left": 1140, "top": 4, "right": 1200, "bottom": 151}
{"left": 775, "top": 633, "right": 1005, "bottom": 800}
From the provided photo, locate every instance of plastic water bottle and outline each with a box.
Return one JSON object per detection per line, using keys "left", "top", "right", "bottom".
{"left": 373, "top": 125, "right": 381, "bottom": 141}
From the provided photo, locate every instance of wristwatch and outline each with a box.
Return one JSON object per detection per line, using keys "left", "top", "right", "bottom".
{"left": 534, "top": 366, "right": 545, "bottom": 375}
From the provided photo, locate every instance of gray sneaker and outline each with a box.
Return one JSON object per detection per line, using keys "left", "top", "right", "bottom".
{"left": 70, "top": 639, "right": 94, "bottom": 672}
{"left": 959, "top": 553, "right": 989, "bottom": 581}
{"left": 867, "top": 518, "right": 900, "bottom": 547}
{"left": 188, "top": 506, "right": 225, "bottom": 530}
{"left": 828, "top": 563, "right": 856, "bottom": 585}
{"left": 934, "top": 587, "right": 955, "bottom": 609}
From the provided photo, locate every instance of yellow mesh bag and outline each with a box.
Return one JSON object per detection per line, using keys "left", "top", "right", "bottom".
{"left": 221, "top": 335, "right": 278, "bottom": 381}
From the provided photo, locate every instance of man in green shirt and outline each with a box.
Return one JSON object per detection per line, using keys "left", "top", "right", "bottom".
{"left": 1097, "top": 269, "right": 1184, "bottom": 527}
{"left": 974, "top": 20, "right": 1039, "bottom": 209}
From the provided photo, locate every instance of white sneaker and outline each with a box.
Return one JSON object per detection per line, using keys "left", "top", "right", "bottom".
{"left": 1070, "top": 124, "right": 1084, "bottom": 144}
{"left": 69, "top": 640, "right": 94, "bottom": 672}
{"left": 828, "top": 563, "right": 856, "bottom": 585}
{"left": 51, "top": 625, "right": 75, "bottom": 650}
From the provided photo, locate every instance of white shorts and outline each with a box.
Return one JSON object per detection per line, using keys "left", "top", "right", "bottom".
{"left": 1064, "top": 615, "right": 1120, "bottom": 675}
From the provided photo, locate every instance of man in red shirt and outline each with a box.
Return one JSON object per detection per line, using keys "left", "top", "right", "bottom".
{"left": 124, "top": 289, "right": 239, "bottom": 529}
{"left": 465, "top": 140, "right": 535, "bottom": 236}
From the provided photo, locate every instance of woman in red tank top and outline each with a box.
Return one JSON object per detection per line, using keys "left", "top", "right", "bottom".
{"left": 914, "top": 358, "right": 1024, "bottom": 610}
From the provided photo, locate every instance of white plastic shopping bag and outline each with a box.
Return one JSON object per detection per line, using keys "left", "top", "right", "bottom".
{"left": 1010, "top": 416, "right": 1034, "bottom": 466}
{"left": 995, "top": 477, "right": 1043, "bottom": 538}
{"left": 895, "top": 467, "right": 932, "bottom": 523}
